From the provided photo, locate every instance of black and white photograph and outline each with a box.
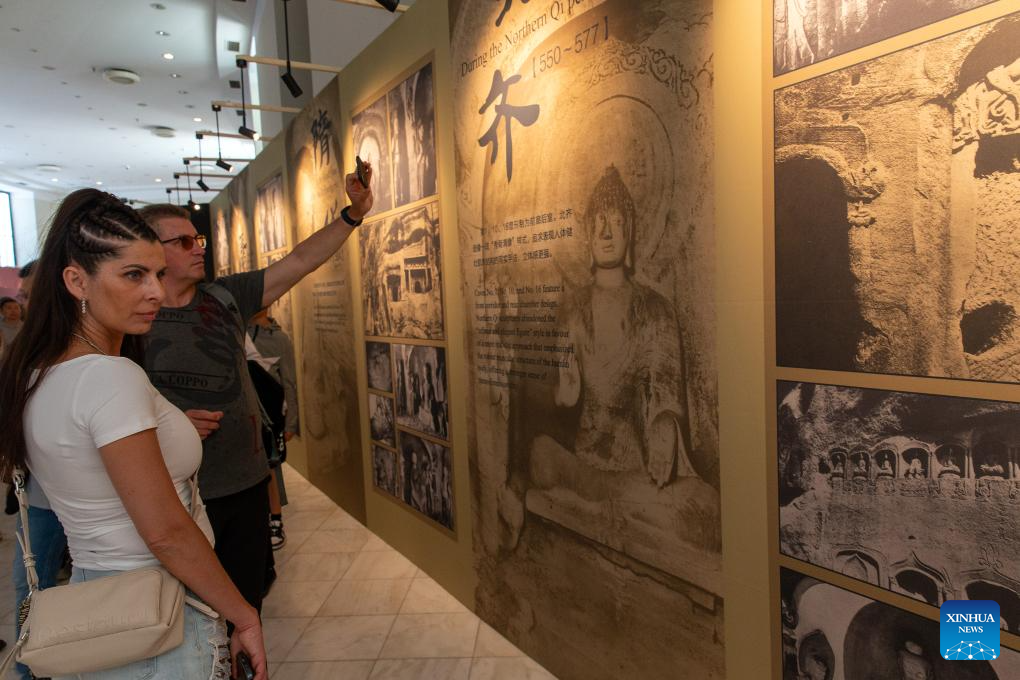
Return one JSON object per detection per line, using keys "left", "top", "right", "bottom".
{"left": 262, "top": 252, "right": 294, "bottom": 340}
{"left": 399, "top": 431, "right": 454, "bottom": 530}
{"left": 780, "top": 567, "right": 1020, "bottom": 679}
{"left": 213, "top": 205, "right": 231, "bottom": 278}
{"left": 367, "top": 341, "right": 393, "bottom": 392}
{"left": 368, "top": 393, "right": 396, "bottom": 447}
{"left": 774, "top": 0, "right": 994, "bottom": 75}
{"left": 394, "top": 343, "right": 447, "bottom": 440}
{"left": 387, "top": 62, "right": 437, "bottom": 207}
{"left": 372, "top": 445, "right": 402, "bottom": 497}
{"left": 775, "top": 13, "right": 1020, "bottom": 383}
{"left": 778, "top": 381, "right": 1020, "bottom": 629}
{"left": 360, "top": 201, "right": 444, "bottom": 339}
{"left": 450, "top": 0, "right": 722, "bottom": 675}
{"left": 352, "top": 96, "right": 394, "bottom": 215}
{"left": 255, "top": 173, "right": 287, "bottom": 256}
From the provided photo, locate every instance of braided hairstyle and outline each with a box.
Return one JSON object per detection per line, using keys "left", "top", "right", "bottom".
{"left": 0, "top": 188, "right": 160, "bottom": 479}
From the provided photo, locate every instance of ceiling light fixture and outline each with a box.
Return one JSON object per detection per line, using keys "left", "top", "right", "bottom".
{"left": 170, "top": 73, "right": 181, "bottom": 78}
{"left": 102, "top": 68, "right": 141, "bottom": 85}
{"left": 156, "top": 30, "right": 170, "bottom": 36}
{"left": 193, "top": 116, "right": 202, "bottom": 122}
{"left": 155, "top": 178, "right": 162, "bottom": 183}
{"left": 96, "top": 180, "right": 103, "bottom": 186}
{"left": 162, "top": 52, "right": 174, "bottom": 60}
{"left": 174, "top": 172, "right": 182, "bottom": 206}
{"left": 212, "top": 104, "right": 234, "bottom": 172}
{"left": 183, "top": 160, "right": 197, "bottom": 208}
{"left": 279, "top": 0, "right": 303, "bottom": 99}
{"left": 195, "top": 133, "right": 211, "bottom": 192}
{"left": 236, "top": 58, "right": 257, "bottom": 139}
{"left": 50, "top": 178, "right": 59, "bottom": 182}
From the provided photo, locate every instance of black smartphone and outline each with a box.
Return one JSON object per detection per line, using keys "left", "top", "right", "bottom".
{"left": 356, "top": 155, "right": 369, "bottom": 188}
{"left": 236, "top": 651, "right": 255, "bottom": 680}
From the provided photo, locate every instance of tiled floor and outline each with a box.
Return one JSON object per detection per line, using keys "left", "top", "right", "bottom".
{"left": 0, "top": 465, "right": 557, "bottom": 679}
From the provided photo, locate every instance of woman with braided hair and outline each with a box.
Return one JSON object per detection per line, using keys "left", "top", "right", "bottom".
{"left": 0, "top": 189, "right": 267, "bottom": 679}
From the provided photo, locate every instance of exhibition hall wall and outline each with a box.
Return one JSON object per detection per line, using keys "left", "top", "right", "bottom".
{"left": 209, "top": 0, "right": 1020, "bottom": 677}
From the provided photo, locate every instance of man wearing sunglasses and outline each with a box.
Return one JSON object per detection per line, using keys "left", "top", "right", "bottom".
{"left": 136, "top": 164, "right": 373, "bottom": 614}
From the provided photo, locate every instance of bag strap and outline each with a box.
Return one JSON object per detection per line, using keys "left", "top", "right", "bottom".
{"left": 0, "top": 469, "right": 41, "bottom": 674}
{"left": 199, "top": 282, "right": 246, "bottom": 336}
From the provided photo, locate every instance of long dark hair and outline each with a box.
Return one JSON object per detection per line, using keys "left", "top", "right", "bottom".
{"left": 0, "top": 189, "right": 160, "bottom": 479}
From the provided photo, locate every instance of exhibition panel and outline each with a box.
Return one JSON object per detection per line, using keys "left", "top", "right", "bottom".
{"left": 201, "top": 0, "right": 1020, "bottom": 677}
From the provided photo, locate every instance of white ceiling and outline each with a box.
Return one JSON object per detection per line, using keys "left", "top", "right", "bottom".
{"left": 0, "top": 0, "right": 409, "bottom": 207}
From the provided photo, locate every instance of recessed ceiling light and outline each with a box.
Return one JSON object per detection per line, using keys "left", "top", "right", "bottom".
{"left": 42, "top": 65, "right": 55, "bottom": 71}
{"left": 50, "top": 178, "right": 58, "bottom": 182}
{"left": 170, "top": 73, "right": 181, "bottom": 78}
{"left": 156, "top": 30, "right": 170, "bottom": 37}
{"left": 178, "top": 90, "right": 188, "bottom": 95}
{"left": 150, "top": 3, "right": 166, "bottom": 9}
{"left": 137, "top": 102, "right": 148, "bottom": 107}
{"left": 29, "top": 48, "right": 38, "bottom": 53}
{"left": 192, "top": 116, "right": 202, "bottom": 122}
{"left": 155, "top": 178, "right": 162, "bottom": 182}
{"left": 185, "top": 104, "right": 194, "bottom": 109}
{"left": 95, "top": 180, "right": 103, "bottom": 185}
{"left": 162, "top": 52, "right": 174, "bottom": 60}
{"left": 103, "top": 68, "right": 141, "bottom": 85}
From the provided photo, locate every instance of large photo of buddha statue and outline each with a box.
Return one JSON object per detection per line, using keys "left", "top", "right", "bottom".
{"left": 450, "top": 0, "right": 720, "bottom": 677}
{"left": 507, "top": 165, "right": 720, "bottom": 567}
{"left": 780, "top": 567, "right": 1020, "bottom": 679}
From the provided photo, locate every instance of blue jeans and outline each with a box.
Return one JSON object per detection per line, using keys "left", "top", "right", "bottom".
{"left": 13, "top": 505, "right": 68, "bottom": 680}
{"left": 51, "top": 567, "right": 231, "bottom": 680}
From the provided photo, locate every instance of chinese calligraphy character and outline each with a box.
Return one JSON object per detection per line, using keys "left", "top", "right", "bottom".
{"left": 478, "top": 70, "right": 540, "bottom": 182}
{"left": 310, "top": 109, "right": 332, "bottom": 167}
{"left": 495, "top": 0, "right": 529, "bottom": 27}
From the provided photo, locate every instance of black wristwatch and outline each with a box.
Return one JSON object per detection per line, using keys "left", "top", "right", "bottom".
{"left": 341, "top": 206, "right": 363, "bottom": 227}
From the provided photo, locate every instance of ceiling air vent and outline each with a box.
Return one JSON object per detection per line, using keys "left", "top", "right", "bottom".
{"left": 102, "top": 68, "right": 141, "bottom": 85}
{"left": 36, "top": 164, "right": 62, "bottom": 173}
{"left": 227, "top": 41, "right": 241, "bottom": 52}
{"left": 148, "top": 126, "right": 176, "bottom": 138}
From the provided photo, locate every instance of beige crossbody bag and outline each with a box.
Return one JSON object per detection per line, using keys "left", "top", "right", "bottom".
{"left": 0, "top": 469, "right": 217, "bottom": 677}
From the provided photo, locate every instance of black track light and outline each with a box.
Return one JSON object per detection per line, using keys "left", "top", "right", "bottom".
{"left": 195, "top": 133, "right": 211, "bottom": 192}
{"left": 183, "top": 160, "right": 196, "bottom": 207}
{"left": 190, "top": 200, "right": 202, "bottom": 212}
{"left": 280, "top": 0, "right": 304, "bottom": 99}
{"left": 375, "top": 0, "right": 398, "bottom": 12}
{"left": 236, "top": 58, "right": 257, "bottom": 139}
{"left": 173, "top": 173, "right": 182, "bottom": 207}
{"left": 212, "top": 104, "right": 234, "bottom": 172}
{"left": 281, "top": 70, "right": 302, "bottom": 99}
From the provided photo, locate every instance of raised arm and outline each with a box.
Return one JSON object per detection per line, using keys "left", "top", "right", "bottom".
{"left": 262, "top": 165, "right": 374, "bottom": 308}
{"left": 100, "top": 430, "right": 267, "bottom": 680}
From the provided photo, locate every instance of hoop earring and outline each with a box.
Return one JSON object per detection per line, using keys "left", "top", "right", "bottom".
{"left": 81, "top": 298, "right": 87, "bottom": 316}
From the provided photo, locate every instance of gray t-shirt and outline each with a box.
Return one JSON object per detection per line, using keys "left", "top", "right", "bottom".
{"left": 143, "top": 272, "right": 268, "bottom": 500}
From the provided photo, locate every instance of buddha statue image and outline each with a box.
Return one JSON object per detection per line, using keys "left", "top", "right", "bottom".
{"left": 502, "top": 166, "right": 721, "bottom": 557}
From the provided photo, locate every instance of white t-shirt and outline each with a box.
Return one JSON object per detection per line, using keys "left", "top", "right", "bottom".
{"left": 25, "top": 354, "right": 214, "bottom": 571}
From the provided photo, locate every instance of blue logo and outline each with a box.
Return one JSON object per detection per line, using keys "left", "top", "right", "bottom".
{"left": 940, "top": 600, "right": 1000, "bottom": 660}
